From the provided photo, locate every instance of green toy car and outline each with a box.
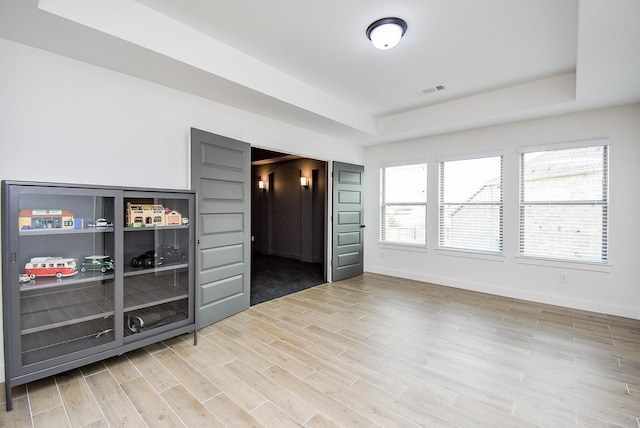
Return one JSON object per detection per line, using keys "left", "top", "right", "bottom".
{"left": 80, "top": 255, "right": 115, "bottom": 273}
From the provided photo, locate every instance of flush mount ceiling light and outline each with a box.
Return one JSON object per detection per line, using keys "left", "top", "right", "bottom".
{"left": 366, "top": 17, "right": 407, "bottom": 50}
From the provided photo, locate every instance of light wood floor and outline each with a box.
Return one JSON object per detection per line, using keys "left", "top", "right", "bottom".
{"left": 2, "top": 273, "right": 639, "bottom": 427}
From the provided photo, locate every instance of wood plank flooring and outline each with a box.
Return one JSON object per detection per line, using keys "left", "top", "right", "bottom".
{"left": 2, "top": 273, "right": 639, "bottom": 427}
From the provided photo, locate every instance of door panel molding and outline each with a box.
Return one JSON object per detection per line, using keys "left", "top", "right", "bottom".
{"left": 332, "top": 161, "right": 364, "bottom": 281}
{"left": 191, "top": 128, "right": 250, "bottom": 328}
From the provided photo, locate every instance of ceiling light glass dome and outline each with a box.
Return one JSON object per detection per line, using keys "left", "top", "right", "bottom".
{"left": 366, "top": 17, "right": 407, "bottom": 50}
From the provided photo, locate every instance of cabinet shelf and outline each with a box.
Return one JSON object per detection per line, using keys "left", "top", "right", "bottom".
{"left": 19, "top": 227, "right": 114, "bottom": 237}
{"left": 124, "top": 263, "right": 189, "bottom": 277}
{"left": 21, "top": 312, "right": 115, "bottom": 336}
{"left": 19, "top": 272, "right": 116, "bottom": 291}
{"left": 124, "top": 225, "right": 188, "bottom": 232}
{"left": 124, "top": 269, "right": 189, "bottom": 311}
{"left": 20, "top": 282, "right": 115, "bottom": 335}
{"left": 19, "top": 267, "right": 189, "bottom": 335}
{"left": 22, "top": 323, "right": 115, "bottom": 367}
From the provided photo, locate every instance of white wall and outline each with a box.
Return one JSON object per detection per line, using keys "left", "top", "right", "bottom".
{"left": 0, "top": 39, "right": 364, "bottom": 187}
{"left": 364, "top": 103, "right": 640, "bottom": 321}
{"left": 0, "top": 38, "right": 364, "bottom": 382}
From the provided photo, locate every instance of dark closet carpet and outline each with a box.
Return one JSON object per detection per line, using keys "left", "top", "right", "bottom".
{"left": 250, "top": 253, "right": 325, "bottom": 305}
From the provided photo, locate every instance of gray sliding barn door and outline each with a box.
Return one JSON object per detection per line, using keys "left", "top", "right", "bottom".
{"left": 332, "top": 161, "right": 364, "bottom": 281}
{"left": 191, "top": 128, "right": 250, "bottom": 328}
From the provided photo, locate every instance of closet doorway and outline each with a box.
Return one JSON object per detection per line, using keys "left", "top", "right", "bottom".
{"left": 250, "top": 148, "right": 327, "bottom": 305}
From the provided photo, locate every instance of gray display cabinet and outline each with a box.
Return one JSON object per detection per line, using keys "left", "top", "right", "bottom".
{"left": 1, "top": 180, "right": 197, "bottom": 410}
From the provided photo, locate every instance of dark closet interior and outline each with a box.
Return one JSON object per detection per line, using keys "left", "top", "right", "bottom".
{"left": 250, "top": 148, "right": 327, "bottom": 305}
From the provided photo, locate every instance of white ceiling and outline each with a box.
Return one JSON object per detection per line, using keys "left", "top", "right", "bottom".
{"left": 2, "top": 0, "right": 639, "bottom": 146}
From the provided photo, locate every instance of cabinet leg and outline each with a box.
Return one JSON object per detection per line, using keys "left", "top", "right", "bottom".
{"left": 5, "top": 383, "right": 11, "bottom": 411}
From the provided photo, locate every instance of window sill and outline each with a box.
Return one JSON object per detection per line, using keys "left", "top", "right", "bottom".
{"left": 435, "top": 248, "right": 505, "bottom": 262}
{"left": 378, "top": 242, "right": 428, "bottom": 253}
{"left": 515, "top": 256, "right": 612, "bottom": 272}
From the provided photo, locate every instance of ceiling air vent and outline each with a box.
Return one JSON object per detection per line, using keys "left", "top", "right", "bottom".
{"left": 420, "top": 85, "right": 445, "bottom": 95}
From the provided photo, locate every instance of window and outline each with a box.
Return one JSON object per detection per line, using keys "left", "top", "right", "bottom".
{"left": 519, "top": 142, "right": 608, "bottom": 263}
{"left": 380, "top": 163, "right": 427, "bottom": 245}
{"left": 439, "top": 155, "right": 503, "bottom": 253}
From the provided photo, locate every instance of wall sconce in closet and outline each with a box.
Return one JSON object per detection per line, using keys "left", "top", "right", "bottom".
{"left": 258, "top": 179, "right": 266, "bottom": 192}
{"left": 300, "top": 176, "right": 310, "bottom": 189}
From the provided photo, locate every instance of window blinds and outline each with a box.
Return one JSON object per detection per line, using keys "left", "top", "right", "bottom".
{"left": 438, "top": 155, "right": 503, "bottom": 253}
{"left": 519, "top": 144, "right": 608, "bottom": 263}
{"left": 380, "top": 164, "right": 427, "bottom": 245}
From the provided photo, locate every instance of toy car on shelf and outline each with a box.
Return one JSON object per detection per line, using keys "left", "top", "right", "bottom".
{"left": 24, "top": 257, "right": 78, "bottom": 279}
{"left": 87, "top": 218, "right": 113, "bottom": 228}
{"left": 19, "top": 274, "right": 32, "bottom": 283}
{"left": 130, "top": 245, "right": 186, "bottom": 268}
{"left": 80, "top": 255, "right": 115, "bottom": 273}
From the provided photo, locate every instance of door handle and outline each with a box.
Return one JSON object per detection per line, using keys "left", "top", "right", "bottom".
{"left": 360, "top": 225, "right": 366, "bottom": 228}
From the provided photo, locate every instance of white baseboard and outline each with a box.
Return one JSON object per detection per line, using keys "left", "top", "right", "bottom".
{"left": 366, "top": 265, "right": 640, "bottom": 320}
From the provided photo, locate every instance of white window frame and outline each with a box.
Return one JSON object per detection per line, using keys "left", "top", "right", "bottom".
{"left": 379, "top": 162, "right": 428, "bottom": 247}
{"left": 518, "top": 139, "right": 609, "bottom": 265}
{"left": 438, "top": 152, "right": 503, "bottom": 255}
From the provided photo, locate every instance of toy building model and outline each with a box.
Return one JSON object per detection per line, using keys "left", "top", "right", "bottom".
{"left": 127, "top": 202, "right": 183, "bottom": 227}
{"left": 165, "top": 210, "right": 182, "bottom": 225}
{"left": 19, "top": 208, "right": 74, "bottom": 230}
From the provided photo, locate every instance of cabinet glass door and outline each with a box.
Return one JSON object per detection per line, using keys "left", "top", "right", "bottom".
{"left": 13, "top": 187, "right": 120, "bottom": 368}
{"left": 123, "top": 194, "right": 193, "bottom": 339}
